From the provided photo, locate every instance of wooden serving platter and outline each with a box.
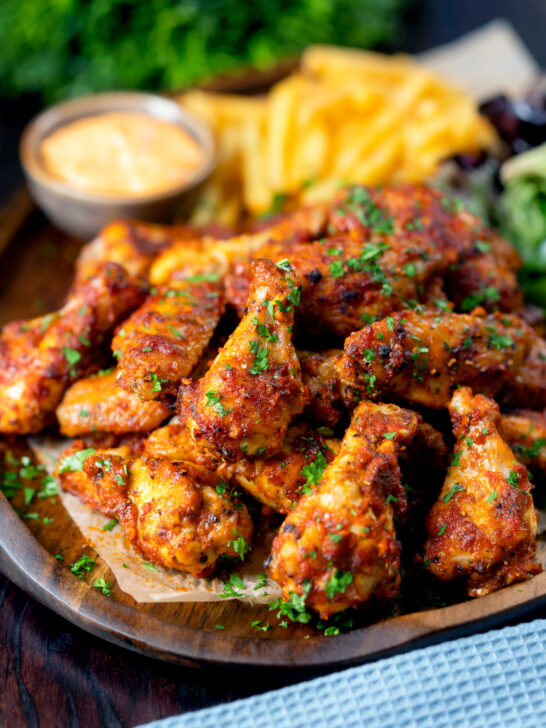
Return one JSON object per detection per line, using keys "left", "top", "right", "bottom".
{"left": 1, "top": 190, "right": 546, "bottom": 670}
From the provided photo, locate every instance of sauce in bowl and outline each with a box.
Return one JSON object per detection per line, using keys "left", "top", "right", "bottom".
{"left": 40, "top": 111, "right": 204, "bottom": 197}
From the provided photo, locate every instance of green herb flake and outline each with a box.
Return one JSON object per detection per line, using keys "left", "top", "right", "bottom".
{"left": 58, "top": 448, "right": 96, "bottom": 474}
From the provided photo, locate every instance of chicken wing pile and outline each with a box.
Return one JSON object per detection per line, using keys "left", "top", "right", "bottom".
{"left": 2, "top": 184, "right": 545, "bottom": 623}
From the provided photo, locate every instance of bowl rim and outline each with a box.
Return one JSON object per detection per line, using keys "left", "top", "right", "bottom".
{"left": 20, "top": 90, "right": 216, "bottom": 206}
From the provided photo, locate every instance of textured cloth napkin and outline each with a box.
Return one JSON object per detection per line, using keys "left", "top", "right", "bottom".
{"left": 140, "top": 617, "right": 546, "bottom": 728}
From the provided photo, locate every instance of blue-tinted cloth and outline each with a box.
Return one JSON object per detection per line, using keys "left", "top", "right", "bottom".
{"left": 139, "top": 618, "right": 546, "bottom": 728}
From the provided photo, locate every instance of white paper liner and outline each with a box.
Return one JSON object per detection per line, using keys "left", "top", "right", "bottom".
{"left": 418, "top": 19, "right": 540, "bottom": 99}
{"left": 29, "top": 436, "right": 280, "bottom": 604}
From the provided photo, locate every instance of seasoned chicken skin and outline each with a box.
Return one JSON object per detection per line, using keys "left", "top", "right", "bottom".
{"left": 328, "top": 185, "right": 522, "bottom": 313}
{"left": 178, "top": 259, "right": 308, "bottom": 460}
{"left": 226, "top": 232, "right": 448, "bottom": 336}
{"left": 502, "top": 409, "right": 546, "bottom": 478}
{"left": 227, "top": 424, "right": 339, "bottom": 513}
{"left": 0, "top": 263, "right": 146, "bottom": 434}
{"left": 148, "top": 205, "right": 327, "bottom": 285}
{"left": 56, "top": 443, "right": 253, "bottom": 577}
{"left": 299, "top": 349, "right": 346, "bottom": 427}
{"left": 269, "top": 401, "right": 419, "bottom": 618}
{"left": 143, "top": 422, "right": 221, "bottom": 470}
{"left": 339, "top": 310, "right": 532, "bottom": 410}
{"left": 75, "top": 219, "right": 191, "bottom": 282}
{"left": 56, "top": 370, "right": 170, "bottom": 436}
{"left": 113, "top": 277, "right": 224, "bottom": 401}
{"left": 424, "top": 388, "right": 540, "bottom": 597}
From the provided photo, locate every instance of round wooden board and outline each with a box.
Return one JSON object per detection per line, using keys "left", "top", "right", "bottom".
{"left": 2, "top": 486, "right": 546, "bottom": 670}
{"left": 2, "top": 199, "right": 546, "bottom": 671}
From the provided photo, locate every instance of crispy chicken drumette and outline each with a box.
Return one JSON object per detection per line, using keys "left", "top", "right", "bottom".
{"left": 339, "top": 309, "right": 533, "bottom": 410}
{"left": 112, "top": 277, "right": 224, "bottom": 401}
{"left": 328, "top": 184, "right": 523, "bottom": 314}
{"left": 148, "top": 205, "right": 327, "bottom": 285}
{"left": 75, "top": 219, "right": 183, "bottom": 282}
{"left": 0, "top": 263, "right": 146, "bottom": 434}
{"left": 56, "top": 369, "right": 170, "bottom": 436}
{"left": 55, "top": 442, "right": 253, "bottom": 578}
{"left": 178, "top": 259, "right": 308, "bottom": 460}
{"left": 268, "top": 401, "right": 419, "bottom": 618}
{"left": 424, "top": 387, "right": 540, "bottom": 597}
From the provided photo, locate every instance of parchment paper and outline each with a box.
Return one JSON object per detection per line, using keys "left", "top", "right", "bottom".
{"left": 418, "top": 19, "right": 540, "bottom": 99}
{"left": 29, "top": 436, "right": 280, "bottom": 603}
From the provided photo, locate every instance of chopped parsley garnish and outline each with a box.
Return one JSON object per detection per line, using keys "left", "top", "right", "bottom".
{"left": 300, "top": 450, "right": 328, "bottom": 493}
{"left": 70, "top": 553, "right": 96, "bottom": 578}
{"left": 269, "top": 580, "right": 312, "bottom": 623}
{"left": 103, "top": 518, "right": 118, "bottom": 532}
{"left": 487, "top": 327, "right": 514, "bottom": 350}
{"left": 263, "top": 299, "right": 275, "bottom": 318}
{"left": 252, "top": 317, "right": 278, "bottom": 342}
{"left": 166, "top": 325, "right": 185, "bottom": 339}
{"left": 404, "top": 263, "right": 417, "bottom": 277}
{"left": 442, "top": 483, "right": 465, "bottom": 503}
{"left": 220, "top": 574, "right": 245, "bottom": 598}
{"left": 62, "top": 347, "right": 81, "bottom": 370}
{"left": 386, "top": 316, "right": 395, "bottom": 331}
{"left": 93, "top": 576, "right": 113, "bottom": 596}
{"left": 461, "top": 286, "right": 500, "bottom": 312}
{"left": 249, "top": 340, "right": 269, "bottom": 375}
{"left": 316, "top": 426, "right": 334, "bottom": 436}
{"left": 437, "top": 524, "right": 447, "bottom": 537}
{"left": 324, "top": 570, "right": 353, "bottom": 600}
{"left": 487, "top": 491, "right": 497, "bottom": 503}
{"left": 228, "top": 534, "right": 252, "bottom": 561}
{"left": 143, "top": 562, "right": 160, "bottom": 572}
{"left": 58, "top": 448, "right": 96, "bottom": 473}
{"left": 475, "top": 240, "right": 491, "bottom": 253}
{"left": 276, "top": 259, "right": 293, "bottom": 273}
{"left": 329, "top": 261, "right": 345, "bottom": 278}
{"left": 450, "top": 451, "right": 461, "bottom": 468}
{"left": 149, "top": 372, "right": 168, "bottom": 392}
{"left": 184, "top": 273, "right": 220, "bottom": 282}
{"left": 253, "top": 573, "right": 268, "bottom": 590}
{"left": 204, "top": 390, "right": 231, "bottom": 417}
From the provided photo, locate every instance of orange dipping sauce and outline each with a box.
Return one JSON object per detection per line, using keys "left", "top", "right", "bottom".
{"left": 40, "top": 111, "right": 204, "bottom": 197}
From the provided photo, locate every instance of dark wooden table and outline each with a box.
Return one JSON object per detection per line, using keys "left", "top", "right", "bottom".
{"left": 2, "top": 2, "right": 546, "bottom": 726}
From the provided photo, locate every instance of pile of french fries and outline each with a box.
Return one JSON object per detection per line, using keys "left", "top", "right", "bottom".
{"left": 179, "top": 45, "right": 498, "bottom": 227}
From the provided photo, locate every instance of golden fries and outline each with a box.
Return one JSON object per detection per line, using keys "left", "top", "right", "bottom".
{"left": 178, "top": 45, "right": 498, "bottom": 224}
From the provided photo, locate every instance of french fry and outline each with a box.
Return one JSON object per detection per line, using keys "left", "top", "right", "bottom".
{"left": 179, "top": 45, "right": 498, "bottom": 224}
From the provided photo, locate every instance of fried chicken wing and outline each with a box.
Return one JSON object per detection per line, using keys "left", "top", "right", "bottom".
{"left": 268, "top": 401, "right": 419, "bottom": 618}
{"left": 298, "top": 349, "right": 346, "bottom": 427}
{"left": 75, "top": 219, "right": 191, "bottom": 282}
{"left": 56, "top": 370, "right": 170, "bottom": 436}
{"left": 502, "top": 409, "right": 546, "bottom": 478}
{"left": 227, "top": 424, "right": 339, "bottom": 513}
{"left": 178, "top": 259, "right": 308, "bottom": 460}
{"left": 112, "top": 278, "right": 224, "bottom": 401}
{"left": 328, "top": 185, "right": 522, "bottom": 313}
{"left": 0, "top": 263, "right": 146, "bottom": 434}
{"left": 143, "top": 422, "right": 221, "bottom": 470}
{"left": 226, "top": 231, "right": 449, "bottom": 336}
{"left": 424, "top": 388, "right": 540, "bottom": 596}
{"left": 149, "top": 205, "right": 327, "bottom": 285}
{"left": 56, "top": 444, "right": 253, "bottom": 577}
{"left": 339, "top": 310, "right": 531, "bottom": 409}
